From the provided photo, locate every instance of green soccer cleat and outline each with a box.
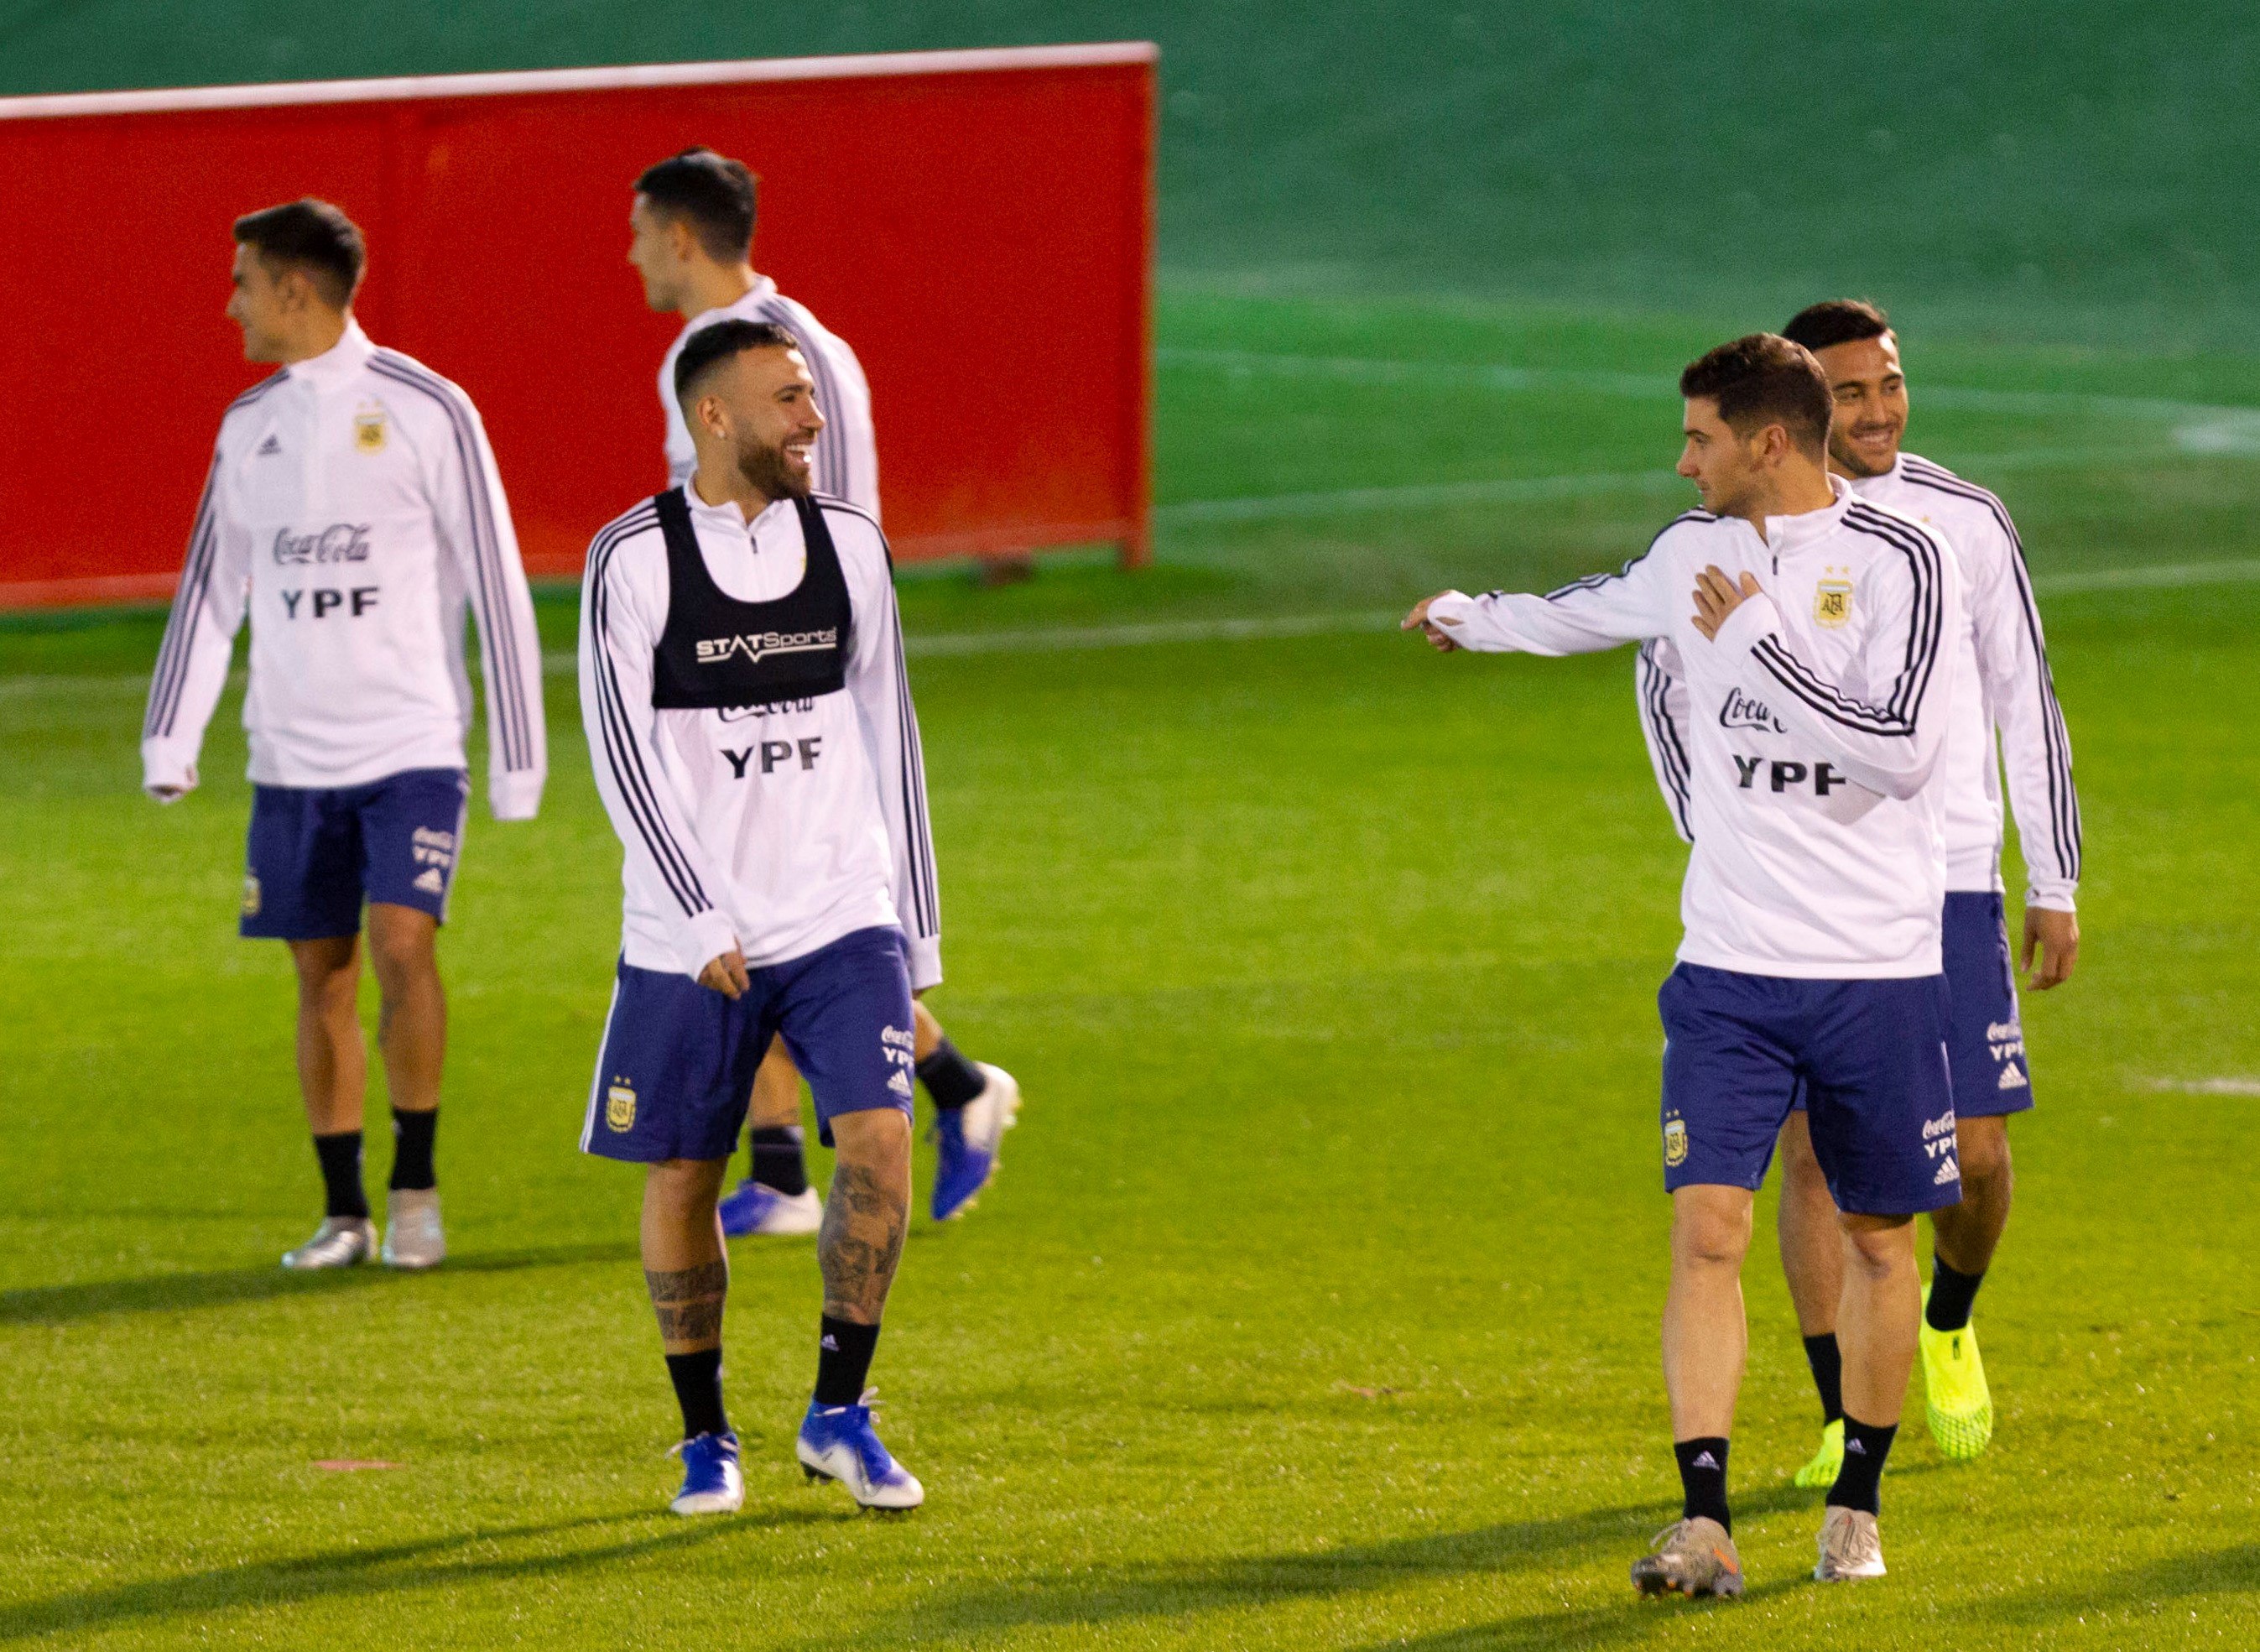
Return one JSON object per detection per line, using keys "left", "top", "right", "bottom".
{"left": 1919, "top": 1287, "right": 1995, "bottom": 1461}
{"left": 1793, "top": 1417, "right": 1845, "bottom": 1488}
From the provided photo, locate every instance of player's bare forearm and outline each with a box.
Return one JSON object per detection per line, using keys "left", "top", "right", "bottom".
{"left": 2021, "top": 905, "right": 2080, "bottom": 990}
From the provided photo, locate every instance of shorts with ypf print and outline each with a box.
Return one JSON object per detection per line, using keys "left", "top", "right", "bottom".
{"left": 582, "top": 925, "right": 915, "bottom": 1162}
{"left": 240, "top": 767, "right": 469, "bottom": 940}
{"left": 1658, "top": 962, "right": 1960, "bottom": 1217}
{"left": 1941, "top": 890, "right": 2036, "bottom": 1117}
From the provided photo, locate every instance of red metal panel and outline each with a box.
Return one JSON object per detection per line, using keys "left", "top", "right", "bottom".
{"left": 0, "top": 49, "right": 1155, "bottom": 606}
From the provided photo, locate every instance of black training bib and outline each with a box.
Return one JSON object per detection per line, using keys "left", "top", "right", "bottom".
{"left": 649, "top": 488, "right": 851, "bottom": 709}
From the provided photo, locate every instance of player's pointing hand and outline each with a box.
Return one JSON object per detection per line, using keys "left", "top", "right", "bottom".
{"left": 1690, "top": 566, "right": 1763, "bottom": 641}
{"left": 1403, "top": 592, "right": 1465, "bottom": 652}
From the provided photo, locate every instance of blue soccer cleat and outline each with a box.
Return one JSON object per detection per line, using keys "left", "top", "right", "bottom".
{"left": 668, "top": 1430, "right": 744, "bottom": 1516}
{"left": 718, "top": 1180, "right": 823, "bottom": 1238}
{"left": 930, "top": 1063, "right": 1022, "bottom": 1222}
{"left": 796, "top": 1392, "right": 924, "bottom": 1510}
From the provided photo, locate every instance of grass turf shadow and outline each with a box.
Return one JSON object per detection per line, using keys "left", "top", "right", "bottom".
{"left": 0, "top": 1507, "right": 826, "bottom": 1642}
{"left": 812, "top": 1485, "right": 1810, "bottom": 1647}
{"left": 1981, "top": 1540, "right": 2260, "bottom": 1628}
{"left": 0, "top": 1241, "right": 638, "bottom": 1326}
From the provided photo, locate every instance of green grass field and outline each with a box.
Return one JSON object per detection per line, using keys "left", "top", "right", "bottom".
{"left": 4, "top": 290, "right": 2259, "bottom": 1648}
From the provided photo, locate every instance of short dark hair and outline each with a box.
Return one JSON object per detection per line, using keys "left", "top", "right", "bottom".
{"left": 635, "top": 148, "right": 758, "bottom": 261}
{"left": 674, "top": 318, "right": 802, "bottom": 406}
{"left": 233, "top": 198, "right": 365, "bottom": 308}
{"left": 1678, "top": 333, "right": 1831, "bottom": 457}
{"left": 1781, "top": 299, "right": 1892, "bottom": 355}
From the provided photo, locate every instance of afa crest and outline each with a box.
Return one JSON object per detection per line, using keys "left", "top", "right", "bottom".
{"left": 1814, "top": 576, "right": 1854, "bottom": 628}
{"left": 1663, "top": 1114, "right": 1689, "bottom": 1169}
{"left": 353, "top": 406, "right": 388, "bottom": 454}
{"left": 241, "top": 873, "right": 262, "bottom": 917}
{"left": 606, "top": 1079, "right": 637, "bottom": 1133}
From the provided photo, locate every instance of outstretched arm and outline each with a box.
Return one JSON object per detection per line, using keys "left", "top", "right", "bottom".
{"left": 1404, "top": 545, "right": 1676, "bottom": 656}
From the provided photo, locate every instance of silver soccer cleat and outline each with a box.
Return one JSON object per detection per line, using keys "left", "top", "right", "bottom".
{"left": 281, "top": 1216, "right": 374, "bottom": 1270}
{"left": 381, "top": 1189, "right": 446, "bottom": 1269}
{"left": 1815, "top": 1505, "right": 1887, "bottom": 1581}
{"left": 1630, "top": 1516, "right": 1745, "bottom": 1597}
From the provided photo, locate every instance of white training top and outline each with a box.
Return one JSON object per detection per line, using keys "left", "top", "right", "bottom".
{"left": 659, "top": 278, "right": 878, "bottom": 515}
{"left": 1429, "top": 476, "right": 1964, "bottom": 979}
{"left": 578, "top": 486, "right": 940, "bottom": 987}
{"left": 141, "top": 320, "right": 547, "bottom": 816}
{"left": 1636, "top": 453, "right": 2080, "bottom": 909}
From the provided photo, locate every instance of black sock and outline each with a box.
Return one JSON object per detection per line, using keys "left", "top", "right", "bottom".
{"left": 814, "top": 1316, "right": 881, "bottom": 1406}
{"left": 1926, "top": 1253, "right": 1986, "bottom": 1332}
{"left": 914, "top": 1039, "right": 987, "bottom": 1111}
{"left": 1672, "top": 1437, "right": 1731, "bottom": 1532}
{"left": 1827, "top": 1415, "right": 1898, "bottom": 1514}
{"left": 749, "top": 1125, "right": 810, "bottom": 1197}
{"left": 312, "top": 1131, "right": 369, "bottom": 1219}
{"left": 1802, "top": 1332, "right": 1846, "bottom": 1425}
{"left": 664, "top": 1347, "right": 729, "bottom": 1441}
{"left": 388, "top": 1107, "right": 438, "bottom": 1191}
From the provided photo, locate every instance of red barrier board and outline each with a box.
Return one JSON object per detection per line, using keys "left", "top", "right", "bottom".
{"left": 0, "top": 46, "right": 1155, "bottom": 607}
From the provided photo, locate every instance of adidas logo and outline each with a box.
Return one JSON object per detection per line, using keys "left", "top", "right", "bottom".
{"left": 412, "top": 868, "right": 444, "bottom": 894}
{"left": 1846, "top": 1438, "right": 1867, "bottom": 1455}
{"left": 1998, "top": 1062, "right": 2028, "bottom": 1090}
{"left": 820, "top": 1334, "right": 838, "bottom": 1351}
{"left": 257, "top": 434, "right": 283, "bottom": 456}
{"left": 888, "top": 1069, "right": 913, "bottom": 1097}
{"left": 1690, "top": 1451, "right": 1719, "bottom": 1471}
{"left": 1935, "top": 1158, "right": 1962, "bottom": 1186}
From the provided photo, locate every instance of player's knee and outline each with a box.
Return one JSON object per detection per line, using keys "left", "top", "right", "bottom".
{"left": 364, "top": 912, "right": 439, "bottom": 992}
{"left": 1838, "top": 1216, "right": 1914, "bottom": 1279}
{"left": 1671, "top": 1197, "right": 1752, "bottom": 1269}
{"left": 1955, "top": 1118, "right": 2013, "bottom": 1189}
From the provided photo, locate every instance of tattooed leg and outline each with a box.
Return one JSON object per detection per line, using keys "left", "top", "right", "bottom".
{"left": 642, "top": 1156, "right": 732, "bottom": 1351}
{"left": 819, "top": 1109, "right": 913, "bottom": 1325}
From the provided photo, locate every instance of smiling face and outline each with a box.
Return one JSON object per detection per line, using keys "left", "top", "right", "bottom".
{"left": 686, "top": 345, "right": 825, "bottom": 502}
{"left": 1813, "top": 331, "right": 1909, "bottom": 478}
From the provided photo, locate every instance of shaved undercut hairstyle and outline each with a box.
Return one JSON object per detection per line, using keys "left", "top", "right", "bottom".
{"left": 1679, "top": 333, "right": 1832, "bottom": 459}
{"left": 674, "top": 318, "right": 802, "bottom": 408}
{"left": 232, "top": 198, "right": 366, "bottom": 308}
{"left": 1782, "top": 298, "right": 1893, "bottom": 353}
{"left": 635, "top": 147, "right": 758, "bottom": 261}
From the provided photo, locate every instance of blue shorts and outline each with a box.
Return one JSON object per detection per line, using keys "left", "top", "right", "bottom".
{"left": 241, "top": 768, "right": 469, "bottom": 940}
{"left": 581, "top": 925, "right": 915, "bottom": 1163}
{"left": 1659, "top": 963, "right": 1960, "bottom": 1216}
{"left": 1941, "top": 891, "right": 2033, "bottom": 1117}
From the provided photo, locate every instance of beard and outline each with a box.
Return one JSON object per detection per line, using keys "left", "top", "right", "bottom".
{"left": 733, "top": 429, "right": 811, "bottom": 501}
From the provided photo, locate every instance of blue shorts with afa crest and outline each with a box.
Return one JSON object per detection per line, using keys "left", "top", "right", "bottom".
{"left": 241, "top": 767, "right": 469, "bottom": 941}
{"left": 582, "top": 925, "right": 915, "bottom": 1163}
{"left": 1659, "top": 963, "right": 1960, "bottom": 1217}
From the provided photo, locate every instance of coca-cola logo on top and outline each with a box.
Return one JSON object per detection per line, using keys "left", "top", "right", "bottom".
{"left": 273, "top": 524, "right": 373, "bottom": 565}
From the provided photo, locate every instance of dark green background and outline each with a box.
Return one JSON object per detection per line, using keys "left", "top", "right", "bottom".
{"left": 7, "top": 2, "right": 2257, "bottom": 349}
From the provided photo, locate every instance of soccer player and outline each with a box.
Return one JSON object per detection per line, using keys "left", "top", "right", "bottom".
{"left": 625, "top": 147, "right": 1019, "bottom": 1236}
{"left": 142, "top": 200, "right": 546, "bottom": 1272}
{"left": 580, "top": 318, "right": 935, "bottom": 1514}
{"left": 1638, "top": 300, "right": 2080, "bottom": 1479}
{"left": 1407, "top": 335, "right": 1966, "bottom": 1591}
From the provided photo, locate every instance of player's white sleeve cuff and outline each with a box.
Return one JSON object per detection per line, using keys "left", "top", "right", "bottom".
{"left": 2023, "top": 883, "right": 2077, "bottom": 914}
{"left": 1711, "top": 591, "right": 1780, "bottom": 657}
{"left": 140, "top": 738, "right": 200, "bottom": 797}
{"left": 1424, "top": 590, "right": 1476, "bottom": 628}
{"left": 488, "top": 769, "right": 544, "bottom": 821}
{"left": 906, "top": 935, "right": 943, "bottom": 994}
{"left": 676, "top": 909, "right": 742, "bottom": 982}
